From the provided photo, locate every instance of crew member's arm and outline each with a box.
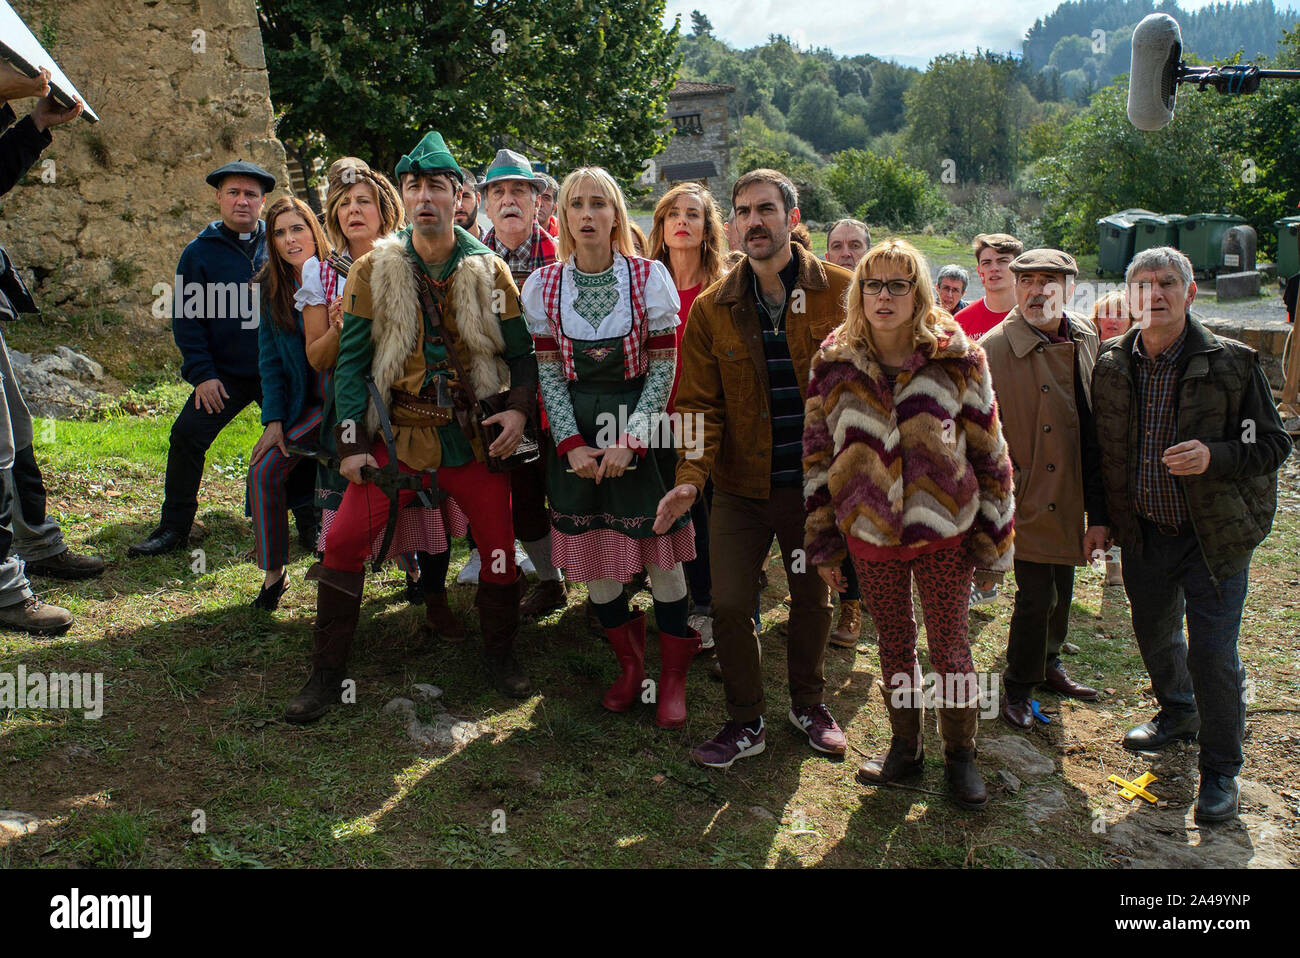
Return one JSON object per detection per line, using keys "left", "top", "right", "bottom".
{"left": 0, "top": 64, "right": 52, "bottom": 196}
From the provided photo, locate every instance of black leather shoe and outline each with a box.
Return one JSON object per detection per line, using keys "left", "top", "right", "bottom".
{"left": 404, "top": 572, "right": 425, "bottom": 606}
{"left": 127, "top": 527, "right": 188, "bottom": 558}
{"left": 250, "top": 572, "right": 289, "bottom": 611}
{"left": 1123, "top": 714, "right": 1199, "bottom": 752}
{"left": 1194, "top": 772, "right": 1239, "bottom": 823}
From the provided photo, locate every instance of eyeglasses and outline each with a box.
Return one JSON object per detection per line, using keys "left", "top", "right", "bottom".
{"left": 859, "top": 278, "right": 915, "bottom": 296}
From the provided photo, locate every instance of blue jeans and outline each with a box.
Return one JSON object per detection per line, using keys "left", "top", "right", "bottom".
{"left": 1123, "top": 519, "right": 1250, "bottom": 777}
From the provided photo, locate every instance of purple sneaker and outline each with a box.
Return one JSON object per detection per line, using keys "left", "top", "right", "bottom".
{"left": 789, "top": 704, "right": 847, "bottom": 755}
{"left": 691, "top": 720, "right": 766, "bottom": 769}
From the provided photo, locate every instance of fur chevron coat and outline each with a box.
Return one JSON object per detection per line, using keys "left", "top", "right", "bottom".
{"left": 362, "top": 235, "right": 509, "bottom": 436}
{"left": 802, "top": 314, "right": 1015, "bottom": 573}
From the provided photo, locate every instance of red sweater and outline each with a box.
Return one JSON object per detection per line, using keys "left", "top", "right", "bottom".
{"left": 953, "top": 298, "right": 1010, "bottom": 340}
{"left": 667, "top": 283, "right": 701, "bottom": 414}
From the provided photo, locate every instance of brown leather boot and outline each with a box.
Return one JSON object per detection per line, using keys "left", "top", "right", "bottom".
{"left": 520, "top": 578, "right": 567, "bottom": 619}
{"left": 424, "top": 591, "right": 467, "bottom": 642}
{"left": 936, "top": 704, "right": 988, "bottom": 810}
{"left": 828, "top": 599, "right": 862, "bottom": 649}
{"left": 477, "top": 572, "right": 532, "bottom": 698}
{"left": 284, "top": 564, "right": 365, "bottom": 724}
{"left": 857, "top": 681, "right": 924, "bottom": 784}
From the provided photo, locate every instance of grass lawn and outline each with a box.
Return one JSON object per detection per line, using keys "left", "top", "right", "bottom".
{"left": 1, "top": 371, "right": 1297, "bottom": 869}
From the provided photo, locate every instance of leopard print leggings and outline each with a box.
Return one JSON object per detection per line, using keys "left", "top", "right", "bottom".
{"left": 852, "top": 545, "right": 977, "bottom": 702}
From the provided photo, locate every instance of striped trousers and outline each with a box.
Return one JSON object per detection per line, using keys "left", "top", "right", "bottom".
{"left": 248, "top": 407, "right": 323, "bottom": 571}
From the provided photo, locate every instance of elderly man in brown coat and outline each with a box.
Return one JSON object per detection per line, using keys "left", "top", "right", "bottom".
{"left": 982, "top": 249, "right": 1110, "bottom": 728}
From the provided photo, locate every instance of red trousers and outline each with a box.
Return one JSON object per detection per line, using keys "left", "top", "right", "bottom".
{"left": 323, "top": 441, "right": 516, "bottom": 584}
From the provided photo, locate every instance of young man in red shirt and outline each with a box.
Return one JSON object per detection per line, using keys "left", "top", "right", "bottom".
{"left": 956, "top": 233, "right": 1023, "bottom": 608}
{"left": 954, "top": 233, "right": 1022, "bottom": 341}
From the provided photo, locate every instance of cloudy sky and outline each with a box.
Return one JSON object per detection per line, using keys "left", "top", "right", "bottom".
{"left": 664, "top": 0, "right": 1299, "bottom": 68}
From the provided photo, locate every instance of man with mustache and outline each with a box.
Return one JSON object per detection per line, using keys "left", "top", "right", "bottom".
{"left": 981, "top": 249, "right": 1108, "bottom": 729}
{"left": 654, "top": 168, "right": 851, "bottom": 768}
{"left": 283, "top": 131, "right": 539, "bottom": 721}
{"left": 480, "top": 149, "right": 566, "bottom": 619}
{"left": 454, "top": 168, "right": 483, "bottom": 240}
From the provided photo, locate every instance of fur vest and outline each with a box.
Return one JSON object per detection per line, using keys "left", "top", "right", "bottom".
{"left": 802, "top": 316, "right": 1015, "bottom": 572}
{"left": 364, "top": 235, "right": 509, "bottom": 436}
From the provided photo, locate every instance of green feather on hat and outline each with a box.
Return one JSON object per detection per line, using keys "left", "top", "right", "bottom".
{"left": 394, "top": 131, "right": 463, "bottom": 185}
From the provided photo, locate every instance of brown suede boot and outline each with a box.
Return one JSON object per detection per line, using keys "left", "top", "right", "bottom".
{"left": 477, "top": 572, "right": 532, "bottom": 698}
{"left": 828, "top": 599, "right": 862, "bottom": 649}
{"left": 284, "top": 564, "right": 365, "bottom": 725}
{"left": 856, "top": 681, "right": 924, "bottom": 784}
{"left": 520, "top": 578, "right": 567, "bottom": 619}
{"left": 936, "top": 704, "right": 989, "bottom": 810}
{"left": 424, "top": 591, "right": 467, "bottom": 642}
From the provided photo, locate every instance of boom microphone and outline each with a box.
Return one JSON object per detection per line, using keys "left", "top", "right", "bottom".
{"left": 1128, "top": 13, "right": 1182, "bottom": 131}
{"left": 1128, "top": 12, "right": 1300, "bottom": 131}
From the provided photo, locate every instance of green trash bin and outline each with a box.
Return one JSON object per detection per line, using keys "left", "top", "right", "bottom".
{"left": 1097, "top": 208, "right": 1155, "bottom": 275}
{"left": 1178, "top": 213, "right": 1247, "bottom": 272}
{"left": 1273, "top": 215, "right": 1300, "bottom": 280}
{"left": 1132, "top": 214, "right": 1179, "bottom": 254}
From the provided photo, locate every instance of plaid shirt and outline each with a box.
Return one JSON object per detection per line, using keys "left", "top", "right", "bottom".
{"left": 483, "top": 222, "right": 556, "bottom": 285}
{"left": 1133, "top": 325, "right": 1190, "bottom": 527}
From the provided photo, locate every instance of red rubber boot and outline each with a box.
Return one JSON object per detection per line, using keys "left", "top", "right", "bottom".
{"left": 655, "top": 627, "right": 702, "bottom": 729}
{"left": 602, "top": 611, "right": 647, "bottom": 712}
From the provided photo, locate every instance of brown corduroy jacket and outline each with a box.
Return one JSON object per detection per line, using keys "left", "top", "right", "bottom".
{"left": 674, "top": 242, "right": 852, "bottom": 499}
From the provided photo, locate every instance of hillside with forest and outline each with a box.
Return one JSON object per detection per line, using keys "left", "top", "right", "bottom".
{"left": 675, "top": 2, "right": 1300, "bottom": 257}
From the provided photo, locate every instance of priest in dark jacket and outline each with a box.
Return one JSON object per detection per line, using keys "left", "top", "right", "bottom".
{"left": 129, "top": 160, "right": 295, "bottom": 556}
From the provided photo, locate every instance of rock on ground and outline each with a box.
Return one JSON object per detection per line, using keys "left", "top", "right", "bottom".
{"left": 1098, "top": 779, "right": 1296, "bottom": 868}
{"left": 384, "top": 693, "right": 486, "bottom": 749}
{"left": 980, "top": 735, "right": 1056, "bottom": 778}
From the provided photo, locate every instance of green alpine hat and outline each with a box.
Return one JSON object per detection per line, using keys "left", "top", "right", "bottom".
{"left": 481, "top": 148, "right": 541, "bottom": 192}
{"left": 394, "top": 131, "right": 463, "bottom": 186}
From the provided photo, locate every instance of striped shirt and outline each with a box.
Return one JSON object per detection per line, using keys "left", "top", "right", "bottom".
{"left": 1133, "top": 325, "right": 1189, "bottom": 527}
{"left": 753, "top": 257, "right": 803, "bottom": 487}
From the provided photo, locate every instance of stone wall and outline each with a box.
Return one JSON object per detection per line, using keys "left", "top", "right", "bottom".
{"left": 646, "top": 89, "right": 732, "bottom": 204}
{"left": 1, "top": 0, "right": 289, "bottom": 322}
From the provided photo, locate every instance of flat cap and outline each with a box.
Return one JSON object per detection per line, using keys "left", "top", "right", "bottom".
{"left": 1010, "top": 248, "right": 1078, "bottom": 276}
{"left": 206, "top": 159, "right": 275, "bottom": 193}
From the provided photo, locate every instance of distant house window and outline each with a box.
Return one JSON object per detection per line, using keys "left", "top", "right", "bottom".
{"left": 672, "top": 113, "right": 703, "bottom": 135}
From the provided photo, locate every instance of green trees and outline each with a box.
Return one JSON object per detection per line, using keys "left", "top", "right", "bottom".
{"left": 258, "top": 0, "right": 680, "bottom": 184}
{"left": 902, "top": 53, "right": 1040, "bottom": 185}
{"left": 826, "top": 149, "right": 949, "bottom": 229}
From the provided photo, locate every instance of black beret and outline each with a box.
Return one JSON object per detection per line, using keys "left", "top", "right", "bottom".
{"left": 206, "top": 160, "right": 276, "bottom": 194}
